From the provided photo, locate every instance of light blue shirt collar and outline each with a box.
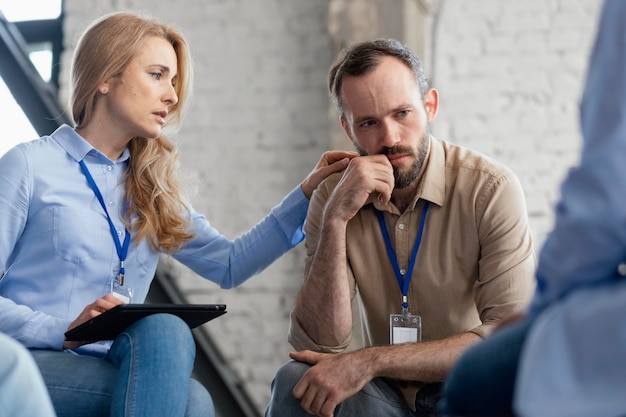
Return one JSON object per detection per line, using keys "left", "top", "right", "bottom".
{"left": 51, "top": 124, "right": 131, "bottom": 164}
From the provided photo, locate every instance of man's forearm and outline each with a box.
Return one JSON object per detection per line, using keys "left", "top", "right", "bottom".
{"left": 361, "top": 331, "right": 482, "bottom": 382}
{"left": 294, "top": 218, "right": 353, "bottom": 347}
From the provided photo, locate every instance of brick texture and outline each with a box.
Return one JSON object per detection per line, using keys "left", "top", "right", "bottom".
{"left": 433, "top": 0, "right": 601, "bottom": 245}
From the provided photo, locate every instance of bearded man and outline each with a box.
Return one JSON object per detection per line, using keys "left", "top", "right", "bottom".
{"left": 265, "top": 38, "right": 536, "bottom": 417}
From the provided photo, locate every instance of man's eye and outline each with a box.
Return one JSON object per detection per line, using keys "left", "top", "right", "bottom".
{"left": 361, "top": 120, "right": 376, "bottom": 128}
{"left": 397, "top": 110, "right": 409, "bottom": 117}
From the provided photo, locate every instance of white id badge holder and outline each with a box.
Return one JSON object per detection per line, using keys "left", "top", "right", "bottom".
{"left": 390, "top": 313, "right": 422, "bottom": 344}
{"left": 111, "top": 279, "right": 133, "bottom": 303}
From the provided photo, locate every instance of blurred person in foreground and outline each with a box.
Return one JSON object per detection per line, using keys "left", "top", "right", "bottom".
{"left": 0, "top": 332, "right": 56, "bottom": 417}
{"left": 440, "top": 1, "right": 626, "bottom": 416}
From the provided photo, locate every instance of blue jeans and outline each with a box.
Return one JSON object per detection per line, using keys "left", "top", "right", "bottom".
{"left": 265, "top": 360, "right": 441, "bottom": 417}
{"left": 30, "top": 314, "right": 214, "bottom": 417}
{"left": 0, "top": 332, "right": 57, "bottom": 417}
{"left": 439, "top": 318, "right": 533, "bottom": 417}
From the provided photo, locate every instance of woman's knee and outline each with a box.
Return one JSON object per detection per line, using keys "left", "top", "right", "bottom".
{"left": 186, "top": 379, "right": 214, "bottom": 417}
{"left": 115, "top": 313, "right": 196, "bottom": 368}
{"left": 127, "top": 313, "right": 194, "bottom": 349}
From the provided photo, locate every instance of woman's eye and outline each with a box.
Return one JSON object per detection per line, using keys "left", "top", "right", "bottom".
{"left": 151, "top": 72, "right": 162, "bottom": 80}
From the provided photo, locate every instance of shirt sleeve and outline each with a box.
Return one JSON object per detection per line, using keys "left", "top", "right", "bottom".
{"left": 528, "top": 0, "right": 626, "bottom": 316}
{"left": 0, "top": 146, "right": 71, "bottom": 349}
{"left": 0, "top": 147, "right": 28, "bottom": 276}
{"left": 288, "top": 310, "right": 351, "bottom": 353}
{"left": 0, "top": 297, "right": 70, "bottom": 350}
{"left": 470, "top": 169, "right": 537, "bottom": 337}
{"left": 172, "top": 185, "right": 309, "bottom": 288}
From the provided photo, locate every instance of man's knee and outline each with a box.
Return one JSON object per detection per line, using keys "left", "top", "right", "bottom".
{"left": 266, "top": 360, "right": 311, "bottom": 416}
{"left": 272, "top": 360, "right": 310, "bottom": 391}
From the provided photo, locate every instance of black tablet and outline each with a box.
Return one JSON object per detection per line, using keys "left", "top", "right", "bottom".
{"left": 64, "top": 303, "right": 227, "bottom": 341}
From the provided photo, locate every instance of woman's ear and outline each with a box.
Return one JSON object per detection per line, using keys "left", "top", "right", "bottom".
{"left": 98, "top": 78, "right": 113, "bottom": 95}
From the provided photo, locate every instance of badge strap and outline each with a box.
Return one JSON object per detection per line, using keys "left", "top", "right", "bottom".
{"left": 376, "top": 201, "right": 429, "bottom": 316}
{"left": 79, "top": 160, "right": 130, "bottom": 286}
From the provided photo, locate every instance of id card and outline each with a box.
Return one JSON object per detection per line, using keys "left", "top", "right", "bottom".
{"left": 390, "top": 314, "right": 422, "bottom": 344}
{"left": 111, "top": 280, "right": 133, "bottom": 304}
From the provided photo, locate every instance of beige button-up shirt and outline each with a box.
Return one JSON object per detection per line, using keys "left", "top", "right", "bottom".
{"left": 289, "top": 136, "right": 536, "bottom": 406}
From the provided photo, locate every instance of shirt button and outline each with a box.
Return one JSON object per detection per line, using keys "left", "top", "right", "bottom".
{"left": 398, "top": 223, "right": 405, "bottom": 230}
{"left": 108, "top": 201, "right": 114, "bottom": 207}
{"left": 399, "top": 268, "right": 406, "bottom": 275}
{"left": 106, "top": 166, "right": 112, "bottom": 171}
{"left": 117, "top": 230, "right": 123, "bottom": 236}
{"left": 618, "top": 263, "right": 626, "bottom": 276}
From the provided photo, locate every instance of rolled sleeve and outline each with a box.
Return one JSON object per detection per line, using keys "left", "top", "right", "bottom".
{"left": 288, "top": 311, "right": 352, "bottom": 353}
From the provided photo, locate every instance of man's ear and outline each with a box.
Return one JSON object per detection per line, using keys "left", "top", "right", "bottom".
{"left": 423, "top": 88, "right": 439, "bottom": 122}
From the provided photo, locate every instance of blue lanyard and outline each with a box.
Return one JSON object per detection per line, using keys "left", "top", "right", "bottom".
{"left": 376, "top": 201, "right": 429, "bottom": 314}
{"left": 79, "top": 160, "right": 130, "bottom": 285}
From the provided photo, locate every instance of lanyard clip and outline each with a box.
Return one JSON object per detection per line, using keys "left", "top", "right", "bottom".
{"left": 402, "top": 295, "right": 409, "bottom": 318}
{"left": 118, "top": 261, "right": 125, "bottom": 286}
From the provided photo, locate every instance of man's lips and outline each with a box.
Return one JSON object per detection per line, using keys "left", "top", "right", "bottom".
{"left": 387, "top": 153, "right": 410, "bottom": 166}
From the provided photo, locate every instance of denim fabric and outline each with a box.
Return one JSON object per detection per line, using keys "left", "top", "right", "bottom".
{"left": 439, "top": 318, "right": 532, "bottom": 417}
{"left": 265, "top": 360, "right": 442, "bottom": 417}
{"left": 0, "top": 332, "right": 56, "bottom": 417}
{"left": 414, "top": 383, "right": 443, "bottom": 417}
{"left": 31, "top": 314, "right": 214, "bottom": 417}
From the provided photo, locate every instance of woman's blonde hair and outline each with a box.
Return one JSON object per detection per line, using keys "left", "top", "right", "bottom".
{"left": 71, "top": 12, "right": 194, "bottom": 252}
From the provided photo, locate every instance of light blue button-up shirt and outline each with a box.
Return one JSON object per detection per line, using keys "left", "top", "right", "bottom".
{"left": 515, "top": 1, "right": 626, "bottom": 415}
{"left": 0, "top": 125, "right": 307, "bottom": 356}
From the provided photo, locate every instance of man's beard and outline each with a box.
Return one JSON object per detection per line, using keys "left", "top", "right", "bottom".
{"left": 355, "top": 131, "right": 430, "bottom": 190}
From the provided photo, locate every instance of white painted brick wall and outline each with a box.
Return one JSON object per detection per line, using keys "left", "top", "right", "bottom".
{"left": 434, "top": 0, "right": 602, "bottom": 247}
{"left": 61, "top": 0, "right": 603, "bottom": 413}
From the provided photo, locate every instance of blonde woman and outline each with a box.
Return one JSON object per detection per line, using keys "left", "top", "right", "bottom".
{"left": 0, "top": 12, "right": 354, "bottom": 417}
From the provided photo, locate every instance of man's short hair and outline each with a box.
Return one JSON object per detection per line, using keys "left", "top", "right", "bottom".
{"left": 328, "top": 38, "right": 429, "bottom": 119}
